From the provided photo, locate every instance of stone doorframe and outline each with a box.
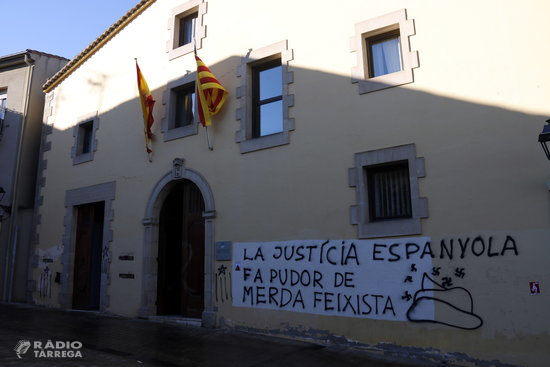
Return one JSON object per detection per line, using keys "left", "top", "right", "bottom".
{"left": 139, "top": 159, "right": 216, "bottom": 327}
{"left": 59, "top": 181, "right": 116, "bottom": 311}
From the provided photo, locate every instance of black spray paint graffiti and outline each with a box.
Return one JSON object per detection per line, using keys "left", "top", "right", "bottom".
{"left": 397, "top": 235, "right": 519, "bottom": 330}
{"left": 216, "top": 264, "right": 231, "bottom": 303}
{"left": 372, "top": 235, "right": 518, "bottom": 261}
{"left": 39, "top": 266, "right": 52, "bottom": 298}
{"left": 234, "top": 235, "right": 518, "bottom": 329}
{"left": 238, "top": 240, "right": 396, "bottom": 317}
{"left": 406, "top": 272, "right": 483, "bottom": 330}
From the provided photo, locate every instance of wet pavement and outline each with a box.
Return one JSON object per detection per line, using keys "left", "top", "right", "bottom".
{"left": 0, "top": 303, "right": 417, "bottom": 366}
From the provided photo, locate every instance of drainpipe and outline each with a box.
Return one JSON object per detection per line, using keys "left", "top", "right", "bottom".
{"left": 2, "top": 52, "right": 34, "bottom": 301}
{"left": 7, "top": 225, "right": 19, "bottom": 301}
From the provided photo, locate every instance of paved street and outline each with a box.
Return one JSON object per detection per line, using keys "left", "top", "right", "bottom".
{"left": 0, "top": 303, "right": 421, "bottom": 367}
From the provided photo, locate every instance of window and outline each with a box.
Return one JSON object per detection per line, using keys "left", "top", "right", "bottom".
{"left": 0, "top": 90, "right": 6, "bottom": 140}
{"left": 161, "top": 75, "right": 198, "bottom": 141}
{"left": 77, "top": 121, "right": 93, "bottom": 155}
{"left": 174, "top": 84, "right": 195, "bottom": 128}
{"left": 367, "top": 30, "right": 402, "bottom": 78}
{"left": 178, "top": 12, "right": 197, "bottom": 47}
{"left": 72, "top": 114, "right": 99, "bottom": 165}
{"left": 351, "top": 9, "right": 419, "bottom": 94}
{"left": 252, "top": 59, "right": 283, "bottom": 137}
{"left": 0, "top": 90, "right": 6, "bottom": 120}
{"left": 366, "top": 161, "right": 411, "bottom": 221}
{"left": 349, "top": 144, "right": 428, "bottom": 238}
{"left": 167, "top": 0, "right": 207, "bottom": 60}
{"left": 235, "top": 40, "right": 295, "bottom": 154}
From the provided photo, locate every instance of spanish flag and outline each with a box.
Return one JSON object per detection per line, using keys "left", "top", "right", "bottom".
{"left": 195, "top": 53, "right": 228, "bottom": 127}
{"left": 136, "top": 61, "right": 155, "bottom": 156}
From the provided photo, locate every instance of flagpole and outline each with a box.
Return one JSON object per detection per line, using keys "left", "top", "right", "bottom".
{"left": 194, "top": 35, "right": 213, "bottom": 151}
{"left": 205, "top": 125, "right": 213, "bottom": 151}
{"left": 136, "top": 57, "right": 154, "bottom": 162}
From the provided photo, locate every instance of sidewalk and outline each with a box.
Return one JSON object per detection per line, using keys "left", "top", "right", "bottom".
{"left": 0, "top": 303, "right": 416, "bottom": 367}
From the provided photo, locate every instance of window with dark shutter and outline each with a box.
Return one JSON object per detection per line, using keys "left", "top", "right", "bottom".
{"left": 366, "top": 161, "right": 412, "bottom": 221}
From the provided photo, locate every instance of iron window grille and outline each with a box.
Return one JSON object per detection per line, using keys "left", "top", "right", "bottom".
{"left": 366, "top": 160, "right": 412, "bottom": 221}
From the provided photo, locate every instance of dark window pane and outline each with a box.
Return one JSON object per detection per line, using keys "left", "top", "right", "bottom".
{"left": 179, "top": 13, "right": 197, "bottom": 47}
{"left": 367, "top": 161, "right": 411, "bottom": 220}
{"left": 174, "top": 86, "right": 195, "bottom": 128}
{"left": 79, "top": 121, "right": 93, "bottom": 155}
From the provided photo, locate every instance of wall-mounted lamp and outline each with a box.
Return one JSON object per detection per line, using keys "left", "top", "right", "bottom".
{"left": 538, "top": 119, "right": 550, "bottom": 161}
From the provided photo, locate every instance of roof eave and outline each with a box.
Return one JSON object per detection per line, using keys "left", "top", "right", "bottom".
{"left": 42, "top": 0, "right": 156, "bottom": 93}
{"left": 0, "top": 51, "right": 34, "bottom": 69}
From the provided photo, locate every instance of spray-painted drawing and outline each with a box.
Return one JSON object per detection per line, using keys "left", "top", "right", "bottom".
{"left": 406, "top": 273, "right": 483, "bottom": 330}
{"left": 39, "top": 266, "right": 52, "bottom": 298}
{"left": 216, "top": 264, "right": 231, "bottom": 303}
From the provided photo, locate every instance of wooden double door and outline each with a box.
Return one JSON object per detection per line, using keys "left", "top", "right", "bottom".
{"left": 157, "top": 180, "right": 205, "bottom": 318}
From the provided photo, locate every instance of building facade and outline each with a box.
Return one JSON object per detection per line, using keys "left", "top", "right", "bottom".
{"left": 33, "top": 0, "right": 549, "bottom": 365}
{"left": 0, "top": 50, "right": 67, "bottom": 303}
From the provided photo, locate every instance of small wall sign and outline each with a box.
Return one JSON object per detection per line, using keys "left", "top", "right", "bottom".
{"left": 529, "top": 281, "right": 541, "bottom": 295}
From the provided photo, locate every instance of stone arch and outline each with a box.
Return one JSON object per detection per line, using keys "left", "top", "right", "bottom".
{"left": 139, "top": 160, "right": 216, "bottom": 326}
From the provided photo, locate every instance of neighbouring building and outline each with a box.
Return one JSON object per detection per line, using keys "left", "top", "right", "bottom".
{"left": 0, "top": 50, "right": 68, "bottom": 303}
{"left": 32, "top": 0, "right": 550, "bottom": 366}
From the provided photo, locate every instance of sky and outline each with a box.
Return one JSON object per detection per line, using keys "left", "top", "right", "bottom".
{"left": 1, "top": 0, "right": 141, "bottom": 59}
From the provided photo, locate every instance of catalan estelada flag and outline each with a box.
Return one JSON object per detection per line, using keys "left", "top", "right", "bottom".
{"left": 195, "top": 53, "right": 228, "bottom": 127}
{"left": 136, "top": 61, "right": 155, "bottom": 157}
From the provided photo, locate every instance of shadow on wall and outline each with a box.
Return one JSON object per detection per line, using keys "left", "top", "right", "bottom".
{"left": 34, "top": 56, "right": 549, "bottom": 315}
{"left": 41, "top": 56, "right": 549, "bottom": 211}
{"left": 0, "top": 107, "right": 37, "bottom": 304}
{"left": 0, "top": 108, "right": 25, "bottom": 206}
{"left": 27, "top": 55, "right": 550, "bottom": 367}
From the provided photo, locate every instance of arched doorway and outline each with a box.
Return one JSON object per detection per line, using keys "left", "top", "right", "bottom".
{"left": 140, "top": 163, "right": 216, "bottom": 326}
{"left": 157, "top": 180, "right": 205, "bottom": 317}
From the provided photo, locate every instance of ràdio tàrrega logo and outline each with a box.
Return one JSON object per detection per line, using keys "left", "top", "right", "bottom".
{"left": 14, "top": 340, "right": 83, "bottom": 359}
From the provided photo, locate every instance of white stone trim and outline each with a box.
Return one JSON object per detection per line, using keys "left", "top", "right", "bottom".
{"left": 349, "top": 144, "right": 428, "bottom": 238}
{"left": 235, "top": 40, "right": 295, "bottom": 153}
{"left": 59, "top": 181, "right": 116, "bottom": 311}
{"left": 161, "top": 73, "right": 199, "bottom": 141}
{"left": 350, "top": 9, "right": 419, "bottom": 94}
{"left": 71, "top": 112, "right": 99, "bottom": 165}
{"left": 140, "top": 164, "right": 216, "bottom": 327}
{"left": 167, "top": 0, "right": 207, "bottom": 61}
